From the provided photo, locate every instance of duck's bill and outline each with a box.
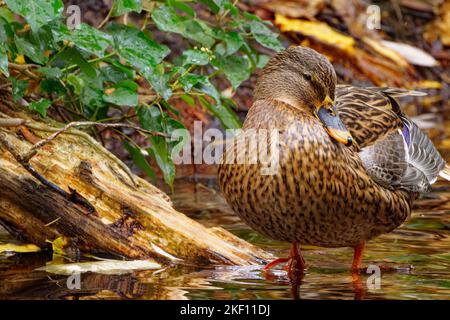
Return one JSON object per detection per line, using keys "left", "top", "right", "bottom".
{"left": 325, "top": 127, "right": 353, "bottom": 146}
{"left": 317, "top": 106, "right": 353, "bottom": 147}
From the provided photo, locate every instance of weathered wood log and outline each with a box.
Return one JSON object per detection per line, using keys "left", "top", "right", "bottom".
{"left": 0, "top": 103, "right": 272, "bottom": 266}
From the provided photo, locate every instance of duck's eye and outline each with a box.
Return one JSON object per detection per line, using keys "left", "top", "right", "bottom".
{"left": 303, "top": 73, "right": 312, "bottom": 81}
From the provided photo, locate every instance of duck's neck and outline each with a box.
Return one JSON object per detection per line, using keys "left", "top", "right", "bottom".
{"left": 254, "top": 94, "right": 311, "bottom": 114}
{"left": 254, "top": 71, "right": 311, "bottom": 111}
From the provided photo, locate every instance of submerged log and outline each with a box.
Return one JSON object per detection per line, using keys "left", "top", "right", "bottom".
{"left": 0, "top": 103, "right": 271, "bottom": 266}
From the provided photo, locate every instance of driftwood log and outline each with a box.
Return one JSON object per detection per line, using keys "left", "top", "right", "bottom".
{"left": 0, "top": 101, "right": 271, "bottom": 266}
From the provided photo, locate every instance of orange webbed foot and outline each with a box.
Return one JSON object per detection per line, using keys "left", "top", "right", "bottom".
{"left": 263, "top": 243, "right": 306, "bottom": 276}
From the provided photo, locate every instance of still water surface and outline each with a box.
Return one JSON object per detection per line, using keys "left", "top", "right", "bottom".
{"left": 0, "top": 175, "right": 449, "bottom": 300}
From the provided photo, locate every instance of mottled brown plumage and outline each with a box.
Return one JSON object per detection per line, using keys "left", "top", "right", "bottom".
{"left": 218, "top": 46, "right": 449, "bottom": 273}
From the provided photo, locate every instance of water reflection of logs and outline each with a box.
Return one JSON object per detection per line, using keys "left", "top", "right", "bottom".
{"left": 0, "top": 259, "right": 224, "bottom": 300}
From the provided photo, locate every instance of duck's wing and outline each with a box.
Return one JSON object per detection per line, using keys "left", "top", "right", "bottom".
{"left": 336, "top": 85, "right": 449, "bottom": 193}
{"left": 336, "top": 85, "right": 403, "bottom": 147}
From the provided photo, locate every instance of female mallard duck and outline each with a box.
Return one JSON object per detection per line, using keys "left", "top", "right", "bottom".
{"left": 218, "top": 46, "right": 450, "bottom": 274}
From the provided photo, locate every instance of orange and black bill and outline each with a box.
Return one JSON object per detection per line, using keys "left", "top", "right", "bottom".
{"left": 317, "top": 105, "right": 353, "bottom": 147}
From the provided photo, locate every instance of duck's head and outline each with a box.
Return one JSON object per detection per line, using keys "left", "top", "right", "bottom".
{"left": 255, "top": 46, "right": 353, "bottom": 146}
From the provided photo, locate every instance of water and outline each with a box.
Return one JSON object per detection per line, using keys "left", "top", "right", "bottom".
{"left": 0, "top": 176, "right": 449, "bottom": 300}
{"left": 1, "top": 124, "right": 449, "bottom": 300}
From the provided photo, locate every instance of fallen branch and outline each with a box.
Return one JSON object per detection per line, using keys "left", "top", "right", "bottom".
{"left": 0, "top": 106, "right": 272, "bottom": 266}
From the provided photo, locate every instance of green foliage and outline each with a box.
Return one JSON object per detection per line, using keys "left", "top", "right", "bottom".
{"left": 10, "top": 76, "right": 28, "bottom": 101}
{"left": 112, "top": 0, "right": 142, "bottom": 17}
{"left": 5, "top": 0, "right": 63, "bottom": 31}
{"left": 29, "top": 98, "right": 51, "bottom": 117}
{"left": 0, "top": 44, "right": 8, "bottom": 76}
{"left": 0, "top": 0, "right": 284, "bottom": 188}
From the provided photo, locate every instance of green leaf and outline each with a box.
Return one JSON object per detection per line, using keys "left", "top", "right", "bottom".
{"left": 103, "top": 87, "right": 139, "bottom": 107}
{"left": 101, "top": 66, "right": 131, "bottom": 84}
{"left": 147, "top": 136, "right": 175, "bottom": 189}
{"left": 0, "top": 7, "right": 15, "bottom": 23}
{"left": 151, "top": 5, "right": 214, "bottom": 47}
{"left": 38, "top": 66, "right": 62, "bottom": 79}
{"left": 104, "top": 60, "right": 135, "bottom": 81}
{"left": 166, "top": 116, "right": 186, "bottom": 132}
{"left": 12, "top": 25, "right": 57, "bottom": 65}
{"left": 151, "top": 5, "right": 184, "bottom": 34}
{"left": 180, "top": 93, "right": 195, "bottom": 107}
{"left": 103, "top": 81, "right": 139, "bottom": 107}
{"left": 138, "top": 106, "right": 175, "bottom": 188}
{"left": 66, "top": 73, "right": 84, "bottom": 95}
{"left": 223, "top": 2, "right": 238, "bottom": 16}
{"left": 167, "top": 0, "right": 195, "bottom": 17}
{"left": 143, "top": 63, "right": 172, "bottom": 100}
{"left": 10, "top": 77, "right": 28, "bottom": 102}
{"left": 180, "top": 73, "right": 204, "bottom": 92}
{"left": 137, "top": 105, "right": 164, "bottom": 132}
{"left": 212, "top": 29, "right": 243, "bottom": 56}
{"left": 193, "top": 76, "right": 220, "bottom": 103}
{"left": 0, "top": 42, "right": 8, "bottom": 76}
{"left": 29, "top": 98, "right": 51, "bottom": 117}
{"left": 5, "top": 0, "right": 63, "bottom": 32}
{"left": 69, "top": 72, "right": 106, "bottom": 117}
{"left": 0, "top": 19, "right": 7, "bottom": 42}
{"left": 160, "top": 100, "right": 180, "bottom": 117}
{"left": 249, "top": 20, "right": 284, "bottom": 52}
{"left": 198, "top": 96, "right": 241, "bottom": 130}
{"left": 14, "top": 35, "right": 47, "bottom": 64}
{"left": 198, "top": 0, "right": 221, "bottom": 14}
{"left": 0, "top": 16, "right": 15, "bottom": 44}
{"left": 183, "top": 20, "right": 215, "bottom": 47}
{"left": 53, "top": 47, "right": 96, "bottom": 77}
{"left": 240, "top": 42, "right": 257, "bottom": 70}
{"left": 112, "top": 0, "right": 142, "bottom": 17}
{"left": 100, "top": 61, "right": 136, "bottom": 85}
{"left": 243, "top": 12, "right": 261, "bottom": 21}
{"left": 182, "top": 49, "right": 209, "bottom": 66}
{"left": 123, "top": 141, "right": 156, "bottom": 182}
{"left": 212, "top": 54, "right": 250, "bottom": 89}
{"left": 256, "top": 54, "right": 270, "bottom": 68}
{"left": 108, "top": 24, "right": 169, "bottom": 73}
{"left": 82, "top": 86, "right": 106, "bottom": 118}
{"left": 115, "top": 79, "right": 138, "bottom": 91}
{"left": 179, "top": 73, "right": 220, "bottom": 103}
{"left": 53, "top": 23, "right": 113, "bottom": 57}
{"left": 33, "top": 25, "right": 59, "bottom": 51}
{"left": 40, "top": 78, "right": 65, "bottom": 94}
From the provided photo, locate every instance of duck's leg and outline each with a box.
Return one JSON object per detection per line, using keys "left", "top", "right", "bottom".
{"left": 264, "top": 243, "right": 306, "bottom": 273}
{"left": 263, "top": 257, "right": 289, "bottom": 270}
{"left": 284, "top": 243, "right": 306, "bottom": 274}
{"left": 351, "top": 241, "right": 366, "bottom": 272}
{"left": 351, "top": 272, "right": 366, "bottom": 300}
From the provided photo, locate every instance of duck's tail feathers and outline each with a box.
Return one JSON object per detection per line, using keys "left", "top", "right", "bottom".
{"left": 439, "top": 164, "right": 450, "bottom": 181}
